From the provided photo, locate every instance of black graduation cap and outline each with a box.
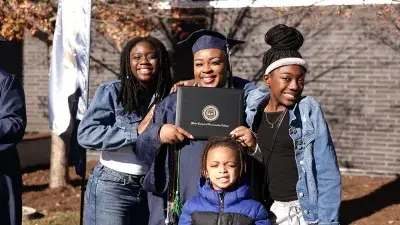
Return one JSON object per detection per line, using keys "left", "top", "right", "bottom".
{"left": 177, "top": 29, "right": 245, "bottom": 88}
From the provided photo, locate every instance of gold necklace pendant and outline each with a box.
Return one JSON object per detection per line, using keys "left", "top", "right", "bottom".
{"left": 265, "top": 107, "right": 287, "bottom": 128}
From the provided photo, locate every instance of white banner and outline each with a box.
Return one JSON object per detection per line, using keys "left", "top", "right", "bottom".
{"left": 48, "top": 0, "right": 92, "bottom": 135}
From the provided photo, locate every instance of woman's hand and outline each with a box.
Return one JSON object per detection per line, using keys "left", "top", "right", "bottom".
{"left": 170, "top": 79, "right": 197, "bottom": 93}
{"left": 230, "top": 126, "right": 257, "bottom": 150}
{"left": 137, "top": 105, "right": 155, "bottom": 135}
{"left": 159, "top": 124, "right": 194, "bottom": 144}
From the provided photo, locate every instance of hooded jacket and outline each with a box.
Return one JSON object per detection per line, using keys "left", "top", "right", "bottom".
{"left": 179, "top": 178, "right": 270, "bottom": 225}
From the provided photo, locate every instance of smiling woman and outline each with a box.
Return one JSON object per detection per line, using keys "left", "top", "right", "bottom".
{"left": 246, "top": 24, "right": 341, "bottom": 225}
{"left": 129, "top": 41, "right": 160, "bottom": 88}
{"left": 193, "top": 48, "right": 227, "bottom": 88}
{"left": 77, "top": 36, "right": 172, "bottom": 225}
{"left": 135, "top": 29, "right": 264, "bottom": 225}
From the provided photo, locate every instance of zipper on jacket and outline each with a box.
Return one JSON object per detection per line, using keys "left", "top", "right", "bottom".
{"left": 217, "top": 192, "right": 225, "bottom": 225}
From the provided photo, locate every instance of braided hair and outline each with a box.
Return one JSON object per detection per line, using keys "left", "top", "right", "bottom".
{"left": 117, "top": 36, "right": 172, "bottom": 114}
{"left": 201, "top": 136, "right": 247, "bottom": 181}
{"left": 262, "top": 24, "right": 304, "bottom": 71}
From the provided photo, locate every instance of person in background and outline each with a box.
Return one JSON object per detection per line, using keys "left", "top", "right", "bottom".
{"left": 0, "top": 35, "right": 27, "bottom": 225}
{"left": 179, "top": 136, "right": 270, "bottom": 225}
{"left": 246, "top": 24, "right": 341, "bottom": 225}
{"left": 77, "top": 36, "right": 172, "bottom": 225}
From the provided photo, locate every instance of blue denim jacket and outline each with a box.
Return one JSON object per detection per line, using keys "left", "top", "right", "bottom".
{"left": 77, "top": 80, "right": 147, "bottom": 151}
{"left": 0, "top": 69, "right": 26, "bottom": 152}
{"left": 246, "top": 89, "right": 341, "bottom": 225}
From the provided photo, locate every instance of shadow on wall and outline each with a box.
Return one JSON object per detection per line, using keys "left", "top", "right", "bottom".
{"left": 340, "top": 177, "right": 400, "bottom": 225}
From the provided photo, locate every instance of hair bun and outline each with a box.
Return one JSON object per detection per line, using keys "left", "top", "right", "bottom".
{"left": 264, "top": 24, "right": 304, "bottom": 50}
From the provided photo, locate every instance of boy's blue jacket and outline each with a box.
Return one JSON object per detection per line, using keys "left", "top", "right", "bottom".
{"left": 179, "top": 178, "right": 270, "bottom": 225}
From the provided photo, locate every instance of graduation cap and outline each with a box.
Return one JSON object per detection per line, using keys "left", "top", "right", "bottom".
{"left": 177, "top": 29, "right": 245, "bottom": 88}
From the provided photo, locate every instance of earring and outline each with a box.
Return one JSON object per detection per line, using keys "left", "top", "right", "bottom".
{"left": 126, "top": 76, "right": 129, "bottom": 79}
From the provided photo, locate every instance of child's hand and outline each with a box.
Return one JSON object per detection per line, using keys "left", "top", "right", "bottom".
{"left": 159, "top": 124, "right": 194, "bottom": 144}
{"left": 230, "top": 126, "right": 257, "bottom": 150}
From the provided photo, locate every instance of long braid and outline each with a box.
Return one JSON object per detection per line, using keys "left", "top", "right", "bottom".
{"left": 262, "top": 24, "right": 304, "bottom": 71}
{"left": 117, "top": 36, "right": 172, "bottom": 114}
{"left": 151, "top": 37, "right": 172, "bottom": 107}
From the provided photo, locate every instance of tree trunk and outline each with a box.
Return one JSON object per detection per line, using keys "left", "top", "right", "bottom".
{"left": 49, "top": 132, "right": 68, "bottom": 188}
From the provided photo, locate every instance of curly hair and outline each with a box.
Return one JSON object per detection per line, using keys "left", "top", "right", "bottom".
{"left": 262, "top": 24, "right": 305, "bottom": 72}
{"left": 201, "top": 136, "right": 247, "bottom": 180}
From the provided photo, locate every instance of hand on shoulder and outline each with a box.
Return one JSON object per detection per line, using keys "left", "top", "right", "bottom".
{"left": 170, "top": 79, "right": 197, "bottom": 93}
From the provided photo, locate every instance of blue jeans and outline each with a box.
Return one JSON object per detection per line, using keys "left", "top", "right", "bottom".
{"left": 85, "top": 163, "right": 149, "bottom": 225}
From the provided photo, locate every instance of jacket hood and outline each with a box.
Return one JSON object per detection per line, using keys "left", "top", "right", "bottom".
{"left": 197, "top": 177, "right": 251, "bottom": 207}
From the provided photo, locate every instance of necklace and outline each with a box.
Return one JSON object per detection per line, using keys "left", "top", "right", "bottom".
{"left": 265, "top": 107, "right": 288, "bottom": 128}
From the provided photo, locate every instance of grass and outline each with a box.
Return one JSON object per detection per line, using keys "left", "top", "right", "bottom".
{"left": 23, "top": 211, "right": 80, "bottom": 225}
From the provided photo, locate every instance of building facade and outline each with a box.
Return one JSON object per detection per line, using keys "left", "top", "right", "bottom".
{"left": 20, "top": 3, "right": 400, "bottom": 176}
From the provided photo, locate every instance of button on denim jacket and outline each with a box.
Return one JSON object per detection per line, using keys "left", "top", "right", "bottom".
{"left": 246, "top": 88, "right": 341, "bottom": 225}
{"left": 78, "top": 80, "right": 145, "bottom": 151}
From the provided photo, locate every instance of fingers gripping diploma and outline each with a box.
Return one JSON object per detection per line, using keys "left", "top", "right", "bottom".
{"left": 159, "top": 124, "right": 194, "bottom": 144}
{"left": 230, "top": 126, "right": 257, "bottom": 150}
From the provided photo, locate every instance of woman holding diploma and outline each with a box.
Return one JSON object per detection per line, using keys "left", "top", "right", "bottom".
{"left": 136, "top": 29, "right": 263, "bottom": 225}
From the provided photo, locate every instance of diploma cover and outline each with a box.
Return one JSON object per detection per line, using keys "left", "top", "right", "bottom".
{"left": 175, "top": 86, "right": 244, "bottom": 140}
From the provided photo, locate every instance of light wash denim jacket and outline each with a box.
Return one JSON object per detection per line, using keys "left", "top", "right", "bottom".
{"left": 246, "top": 88, "right": 341, "bottom": 225}
{"left": 78, "top": 80, "right": 147, "bottom": 150}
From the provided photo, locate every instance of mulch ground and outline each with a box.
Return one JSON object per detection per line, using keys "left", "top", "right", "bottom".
{"left": 22, "top": 161, "right": 400, "bottom": 225}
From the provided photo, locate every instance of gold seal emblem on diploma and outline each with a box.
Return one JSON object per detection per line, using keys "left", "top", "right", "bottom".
{"left": 202, "top": 105, "right": 219, "bottom": 122}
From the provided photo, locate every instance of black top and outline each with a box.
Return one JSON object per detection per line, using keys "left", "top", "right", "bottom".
{"left": 256, "top": 111, "right": 298, "bottom": 202}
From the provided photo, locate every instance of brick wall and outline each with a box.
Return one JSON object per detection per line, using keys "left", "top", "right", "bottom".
{"left": 22, "top": 4, "right": 400, "bottom": 175}
{"left": 212, "top": 5, "right": 400, "bottom": 176}
{"left": 23, "top": 26, "right": 121, "bottom": 133}
{"left": 23, "top": 32, "right": 51, "bottom": 132}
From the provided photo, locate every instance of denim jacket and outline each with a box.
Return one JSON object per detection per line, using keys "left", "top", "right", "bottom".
{"left": 246, "top": 89, "right": 341, "bottom": 225}
{"left": 78, "top": 80, "right": 148, "bottom": 151}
